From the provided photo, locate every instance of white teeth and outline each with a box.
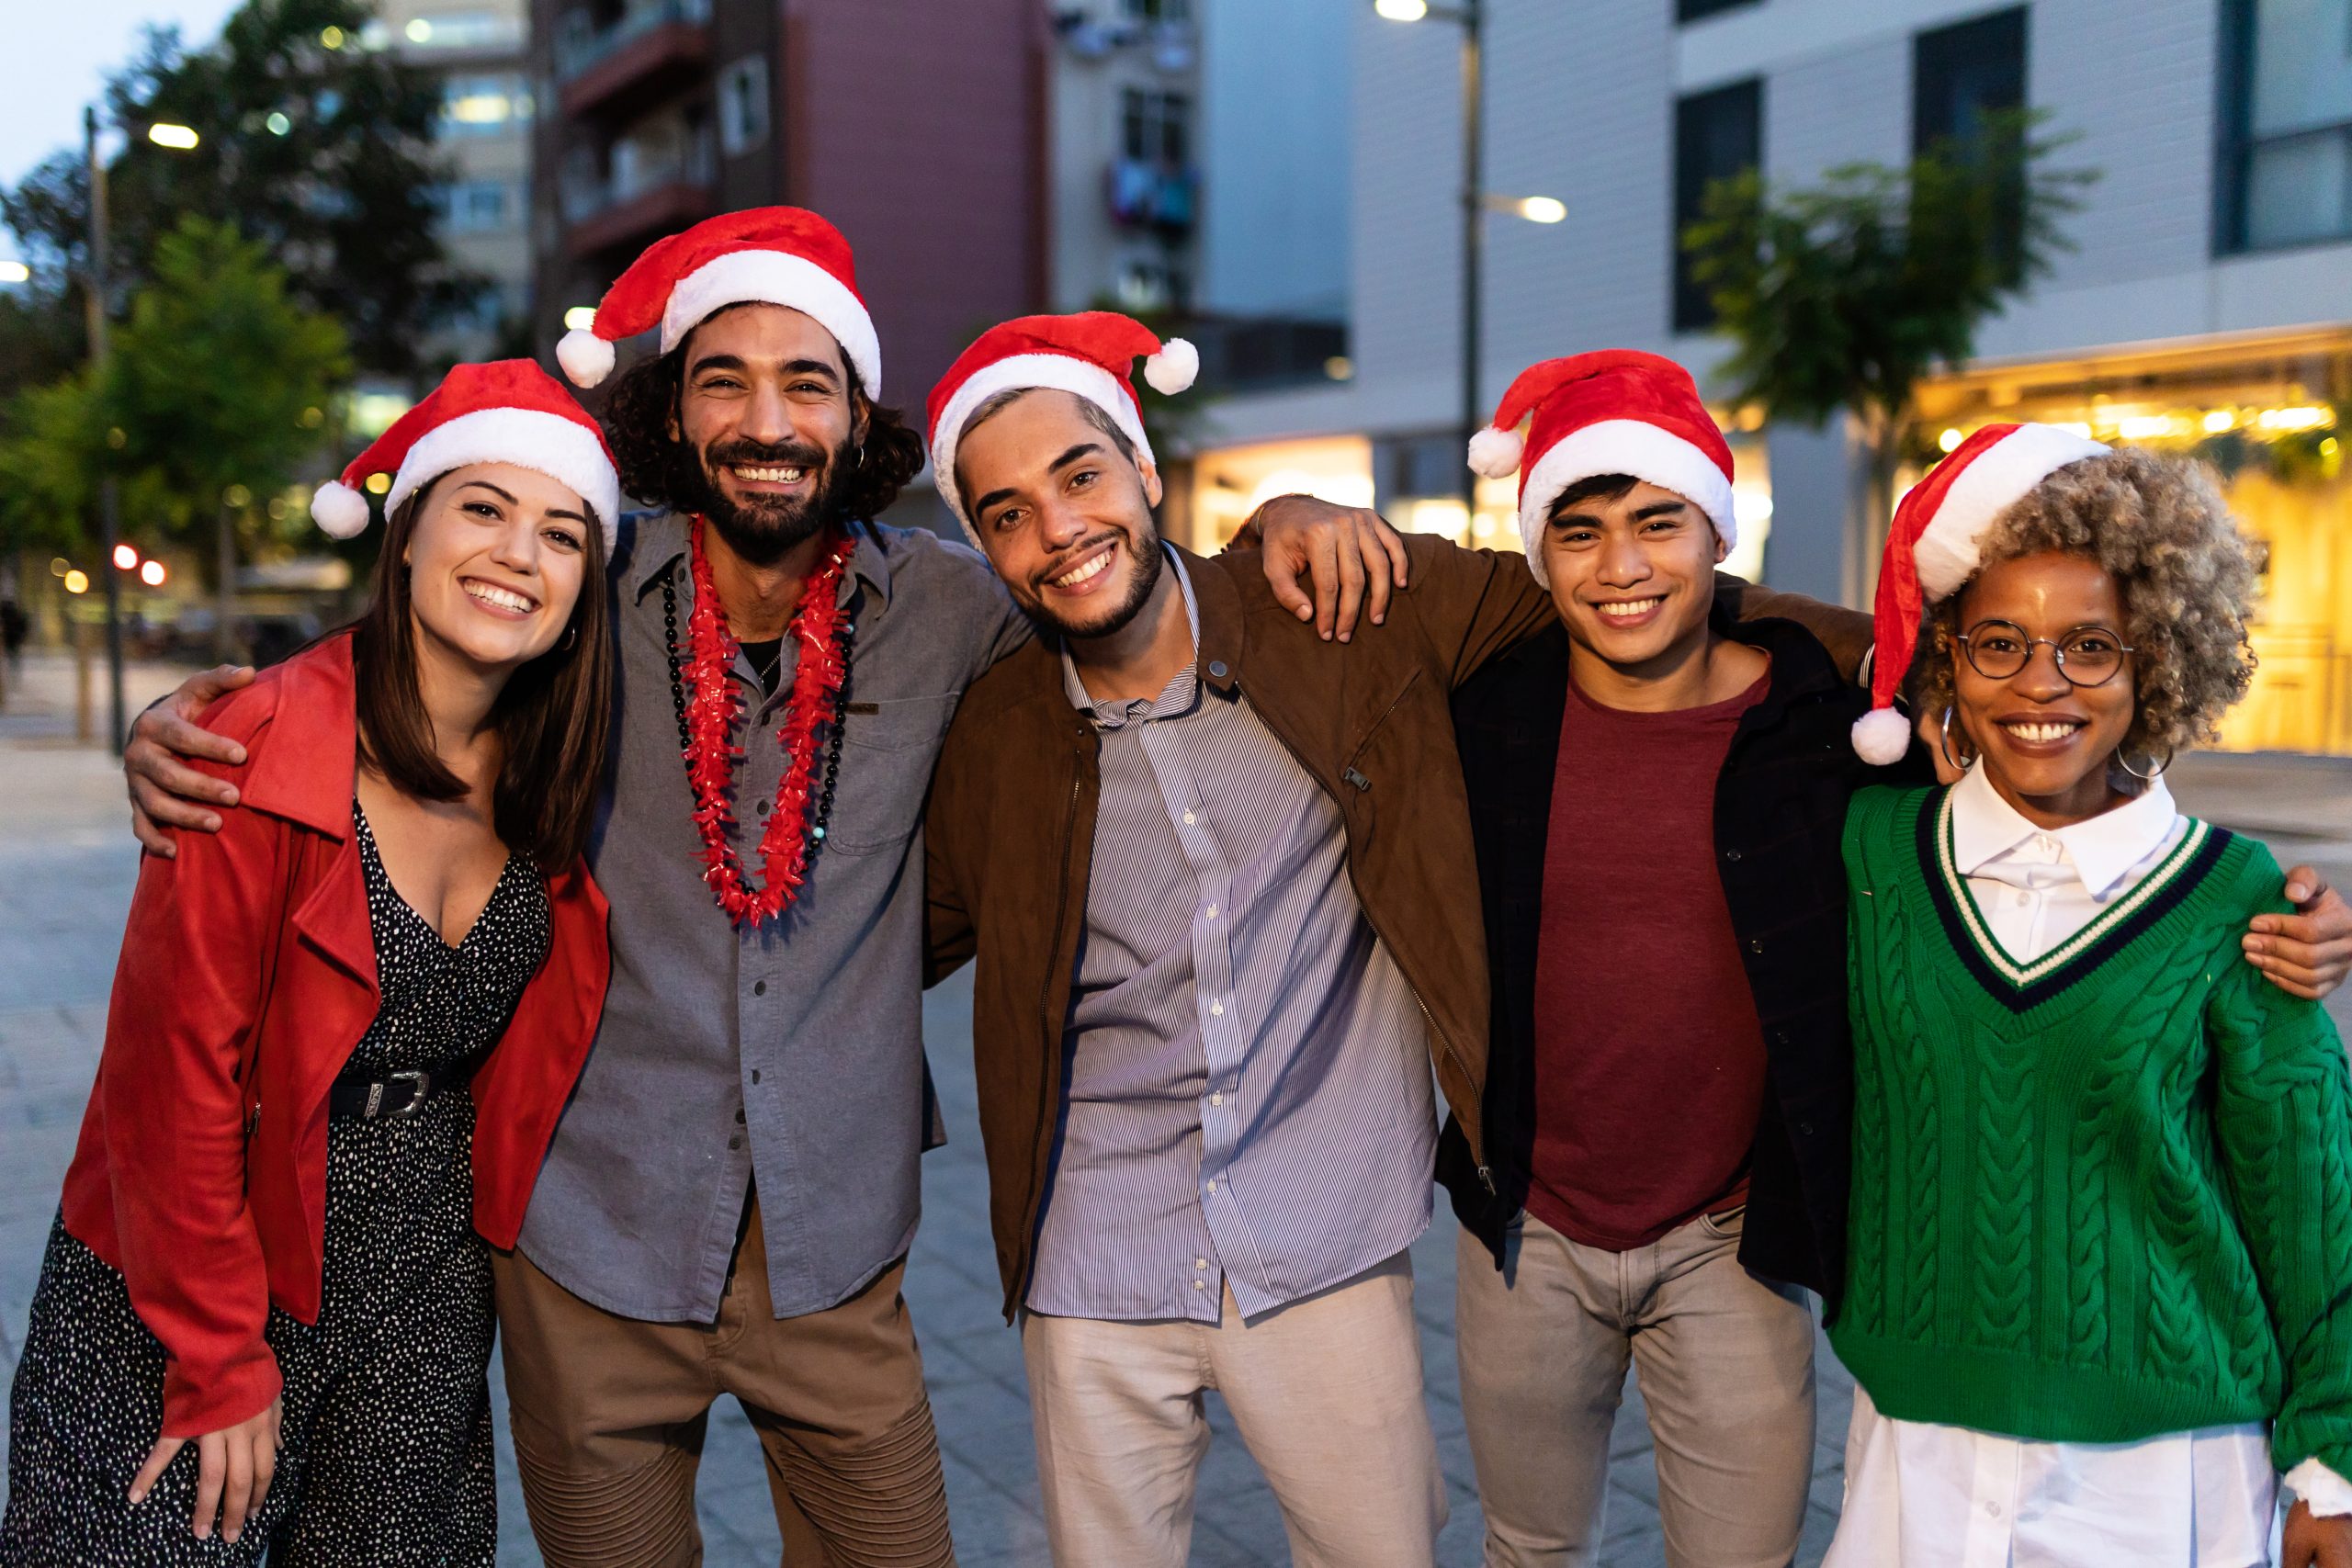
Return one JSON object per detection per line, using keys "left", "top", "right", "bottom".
{"left": 1052, "top": 551, "right": 1114, "bottom": 590}
{"left": 2002, "top": 720, "right": 2082, "bottom": 742}
{"left": 1596, "top": 597, "right": 1664, "bottom": 619}
{"left": 464, "top": 581, "right": 535, "bottom": 614}
{"left": 734, "top": 466, "right": 807, "bottom": 483}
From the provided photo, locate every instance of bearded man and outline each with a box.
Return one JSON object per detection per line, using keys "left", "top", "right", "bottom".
{"left": 119, "top": 212, "right": 1387, "bottom": 1568}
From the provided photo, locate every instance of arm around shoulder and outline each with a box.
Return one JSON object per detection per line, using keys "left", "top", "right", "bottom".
{"left": 1396, "top": 534, "right": 1556, "bottom": 687}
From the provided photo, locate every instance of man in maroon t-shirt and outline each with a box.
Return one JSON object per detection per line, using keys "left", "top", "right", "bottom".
{"left": 1448, "top": 354, "right": 1821, "bottom": 1567}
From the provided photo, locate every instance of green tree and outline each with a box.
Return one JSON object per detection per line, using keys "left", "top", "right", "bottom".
{"left": 103, "top": 218, "right": 350, "bottom": 654}
{"left": 1683, "top": 110, "right": 2097, "bottom": 582}
{"left": 3, "top": 0, "right": 468, "bottom": 378}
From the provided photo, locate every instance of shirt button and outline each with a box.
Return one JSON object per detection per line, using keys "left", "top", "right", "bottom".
{"left": 736, "top": 1108, "right": 746, "bottom": 1124}
{"left": 1182, "top": 810, "right": 1196, "bottom": 826}
{"left": 1208, "top": 660, "right": 1228, "bottom": 678}
{"left": 1985, "top": 1502, "right": 2003, "bottom": 1519}
{"left": 1195, "top": 1258, "right": 1208, "bottom": 1270}
{"left": 1205, "top": 903, "right": 1218, "bottom": 919}
{"left": 753, "top": 980, "right": 767, "bottom": 997}
{"left": 1193, "top": 1278, "right": 1205, "bottom": 1290}
{"left": 729, "top": 1134, "right": 742, "bottom": 1150}
{"left": 1206, "top": 1179, "right": 1217, "bottom": 1193}
{"left": 1210, "top": 1000, "right": 1225, "bottom": 1017}
{"left": 751, "top": 1069, "right": 761, "bottom": 1084}
{"left": 755, "top": 799, "right": 770, "bottom": 817}
{"left": 1747, "top": 939, "right": 1765, "bottom": 954}
{"left": 1210, "top": 1092, "right": 1224, "bottom": 1107}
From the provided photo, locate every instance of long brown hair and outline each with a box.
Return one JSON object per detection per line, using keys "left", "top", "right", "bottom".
{"left": 348, "top": 473, "right": 613, "bottom": 874}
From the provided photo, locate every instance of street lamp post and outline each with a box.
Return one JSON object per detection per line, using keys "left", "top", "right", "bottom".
{"left": 1374, "top": 0, "right": 1562, "bottom": 527}
{"left": 84, "top": 106, "right": 126, "bottom": 757}
{"left": 81, "top": 109, "right": 198, "bottom": 752}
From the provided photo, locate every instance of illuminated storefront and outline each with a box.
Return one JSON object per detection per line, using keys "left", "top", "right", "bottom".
{"left": 1916, "top": 330, "right": 2350, "bottom": 755}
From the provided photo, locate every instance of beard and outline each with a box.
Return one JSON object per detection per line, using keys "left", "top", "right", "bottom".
{"left": 693, "top": 434, "right": 854, "bottom": 566}
{"left": 1026, "top": 523, "right": 1164, "bottom": 641}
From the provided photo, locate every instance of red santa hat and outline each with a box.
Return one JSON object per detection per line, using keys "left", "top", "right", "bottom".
{"left": 924, "top": 310, "right": 1197, "bottom": 546}
{"left": 556, "top": 207, "right": 880, "bottom": 396}
{"left": 1467, "top": 349, "right": 1738, "bottom": 586}
{"left": 310, "top": 359, "right": 621, "bottom": 547}
{"left": 1850, "top": 420, "right": 2111, "bottom": 762}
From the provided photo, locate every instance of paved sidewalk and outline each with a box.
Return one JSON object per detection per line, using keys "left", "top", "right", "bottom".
{"left": 4, "top": 649, "right": 2345, "bottom": 1563}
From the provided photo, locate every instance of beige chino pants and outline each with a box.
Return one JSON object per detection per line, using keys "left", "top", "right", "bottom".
{"left": 1019, "top": 1249, "right": 1447, "bottom": 1568}
{"left": 1454, "top": 1209, "right": 1816, "bottom": 1568}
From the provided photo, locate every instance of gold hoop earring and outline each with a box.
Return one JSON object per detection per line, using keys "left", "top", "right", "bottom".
{"left": 1939, "top": 706, "right": 1976, "bottom": 773}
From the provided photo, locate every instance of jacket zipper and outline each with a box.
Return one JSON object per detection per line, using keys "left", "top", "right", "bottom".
{"left": 1247, "top": 673, "right": 1495, "bottom": 1192}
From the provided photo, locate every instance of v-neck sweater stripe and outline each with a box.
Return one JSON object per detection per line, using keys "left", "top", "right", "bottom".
{"left": 1834, "top": 784, "right": 2352, "bottom": 1479}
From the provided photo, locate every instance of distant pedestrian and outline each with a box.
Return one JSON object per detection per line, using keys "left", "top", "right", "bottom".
{"left": 1827, "top": 430, "right": 2352, "bottom": 1567}
{"left": 1, "top": 594, "right": 27, "bottom": 672}
{"left": 0, "top": 362, "right": 619, "bottom": 1566}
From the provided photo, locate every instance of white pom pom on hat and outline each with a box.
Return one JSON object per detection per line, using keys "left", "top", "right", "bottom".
{"left": 1466, "top": 425, "right": 1525, "bottom": 479}
{"left": 1144, "top": 337, "right": 1198, "bottom": 395}
{"left": 1849, "top": 706, "right": 1915, "bottom": 766}
{"left": 310, "top": 479, "right": 372, "bottom": 539}
{"left": 557, "top": 328, "right": 616, "bottom": 389}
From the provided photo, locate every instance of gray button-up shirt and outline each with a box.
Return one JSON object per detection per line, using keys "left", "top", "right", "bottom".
{"left": 517, "top": 512, "right": 1028, "bottom": 1322}
{"left": 1024, "top": 555, "right": 1437, "bottom": 1322}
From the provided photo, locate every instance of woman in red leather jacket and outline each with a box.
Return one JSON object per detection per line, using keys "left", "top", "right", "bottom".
{"left": 1, "top": 362, "right": 618, "bottom": 1565}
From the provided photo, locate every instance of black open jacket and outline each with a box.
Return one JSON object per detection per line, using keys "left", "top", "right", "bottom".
{"left": 1436, "top": 613, "right": 1926, "bottom": 1317}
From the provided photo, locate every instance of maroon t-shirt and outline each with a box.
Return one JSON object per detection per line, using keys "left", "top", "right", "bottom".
{"left": 1524, "top": 661, "right": 1771, "bottom": 1252}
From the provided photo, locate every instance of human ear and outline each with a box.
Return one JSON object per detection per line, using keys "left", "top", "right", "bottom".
{"left": 1139, "top": 458, "right": 1164, "bottom": 509}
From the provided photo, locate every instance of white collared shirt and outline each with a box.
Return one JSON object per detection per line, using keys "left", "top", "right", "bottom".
{"left": 1825, "top": 765, "right": 2352, "bottom": 1568}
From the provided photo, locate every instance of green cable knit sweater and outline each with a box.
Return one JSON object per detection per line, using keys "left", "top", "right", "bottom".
{"left": 1833, "top": 784, "right": 2352, "bottom": 1479}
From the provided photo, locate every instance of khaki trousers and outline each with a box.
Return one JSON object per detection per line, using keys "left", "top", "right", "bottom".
{"left": 1019, "top": 1250, "right": 1446, "bottom": 1568}
{"left": 1454, "top": 1210, "right": 1815, "bottom": 1568}
{"left": 492, "top": 1204, "right": 954, "bottom": 1568}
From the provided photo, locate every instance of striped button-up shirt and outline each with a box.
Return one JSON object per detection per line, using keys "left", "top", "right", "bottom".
{"left": 1023, "top": 553, "right": 1437, "bottom": 1323}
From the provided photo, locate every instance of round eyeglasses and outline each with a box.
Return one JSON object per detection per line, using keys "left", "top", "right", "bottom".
{"left": 1955, "top": 620, "right": 2135, "bottom": 687}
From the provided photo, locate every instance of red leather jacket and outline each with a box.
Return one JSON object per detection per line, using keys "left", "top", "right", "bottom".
{"left": 57, "top": 635, "right": 610, "bottom": 1438}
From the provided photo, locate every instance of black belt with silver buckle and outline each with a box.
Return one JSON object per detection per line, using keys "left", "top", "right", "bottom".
{"left": 327, "top": 1066, "right": 467, "bottom": 1121}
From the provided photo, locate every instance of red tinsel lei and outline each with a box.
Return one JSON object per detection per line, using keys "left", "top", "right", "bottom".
{"left": 680, "top": 516, "right": 854, "bottom": 926}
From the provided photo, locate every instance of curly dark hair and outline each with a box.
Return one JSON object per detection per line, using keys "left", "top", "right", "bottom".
{"left": 1915, "top": 447, "right": 2262, "bottom": 762}
{"left": 598, "top": 314, "right": 926, "bottom": 523}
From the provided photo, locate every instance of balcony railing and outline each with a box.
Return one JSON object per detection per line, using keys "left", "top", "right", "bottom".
{"left": 560, "top": 126, "right": 718, "bottom": 257}
{"left": 555, "top": 0, "right": 712, "bottom": 82}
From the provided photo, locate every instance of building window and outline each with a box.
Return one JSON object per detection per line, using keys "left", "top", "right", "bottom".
{"left": 435, "top": 180, "right": 515, "bottom": 234}
{"left": 1672, "top": 78, "right": 1761, "bottom": 333}
{"left": 2220, "top": 0, "right": 2352, "bottom": 252}
{"left": 1122, "top": 88, "right": 1191, "bottom": 164}
{"left": 442, "top": 73, "right": 532, "bottom": 136}
{"left": 1677, "top": 0, "right": 1758, "bottom": 22}
{"left": 1122, "top": 0, "right": 1190, "bottom": 18}
{"left": 718, "top": 55, "right": 769, "bottom": 158}
{"left": 1913, "top": 7, "right": 2027, "bottom": 153}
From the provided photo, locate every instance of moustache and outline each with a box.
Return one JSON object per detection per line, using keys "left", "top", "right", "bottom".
{"left": 705, "top": 437, "right": 832, "bottom": 474}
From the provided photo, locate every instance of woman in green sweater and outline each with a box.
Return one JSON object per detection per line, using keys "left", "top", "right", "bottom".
{"left": 1827, "top": 423, "right": 2352, "bottom": 1568}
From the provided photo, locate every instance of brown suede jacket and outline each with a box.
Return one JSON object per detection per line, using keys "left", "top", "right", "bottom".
{"left": 923, "top": 536, "right": 1870, "bottom": 1316}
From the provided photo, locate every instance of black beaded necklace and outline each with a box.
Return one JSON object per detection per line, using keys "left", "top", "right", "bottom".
{"left": 660, "top": 562, "right": 854, "bottom": 863}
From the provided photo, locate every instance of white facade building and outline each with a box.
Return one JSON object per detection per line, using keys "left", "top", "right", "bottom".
{"left": 1193, "top": 0, "right": 2352, "bottom": 752}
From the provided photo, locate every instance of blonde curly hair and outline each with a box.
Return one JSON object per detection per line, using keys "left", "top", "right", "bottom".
{"left": 1912, "top": 446, "right": 2262, "bottom": 762}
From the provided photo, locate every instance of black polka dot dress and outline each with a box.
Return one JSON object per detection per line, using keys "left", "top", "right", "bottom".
{"left": 2, "top": 804, "right": 549, "bottom": 1567}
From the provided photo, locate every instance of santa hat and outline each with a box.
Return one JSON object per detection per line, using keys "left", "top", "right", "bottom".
{"left": 1850, "top": 421, "right": 2111, "bottom": 762}
{"left": 557, "top": 207, "right": 880, "bottom": 395}
{"left": 310, "top": 359, "right": 621, "bottom": 548}
{"left": 1467, "top": 349, "right": 1738, "bottom": 586}
{"left": 924, "top": 310, "right": 1196, "bottom": 546}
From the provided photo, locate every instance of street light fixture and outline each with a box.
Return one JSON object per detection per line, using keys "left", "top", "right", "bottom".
{"left": 1374, "top": 0, "right": 1562, "bottom": 519}
{"left": 0, "top": 261, "right": 28, "bottom": 284}
{"left": 146, "top": 122, "right": 200, "bottom": 151}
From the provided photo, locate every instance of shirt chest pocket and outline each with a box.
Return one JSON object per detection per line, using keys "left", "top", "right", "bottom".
{"left": 822, "top": 694, "right": 959, "bottom": 854}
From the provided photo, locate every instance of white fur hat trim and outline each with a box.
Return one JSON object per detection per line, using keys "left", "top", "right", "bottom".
{"left": 928, "top": 355, "right": 1155, "bottom": 547}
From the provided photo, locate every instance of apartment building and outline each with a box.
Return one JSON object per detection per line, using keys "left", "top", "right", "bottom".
{"left": 1196, "top": 0, "right": 2352, "bottom": 755}
{"left": 525, "top": 0, "right": 1049, "bottom": 425}
{"left": 364, "top": 0, "right": 536, "bottom": 362}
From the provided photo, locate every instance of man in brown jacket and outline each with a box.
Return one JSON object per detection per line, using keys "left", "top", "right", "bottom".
{"left": 915, "top": 313, "right": 1849, "bottom": 1568}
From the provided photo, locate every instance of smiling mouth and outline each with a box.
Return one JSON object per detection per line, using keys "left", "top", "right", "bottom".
{"left": 1048, "top": 547, "right": 1115, "bottom": 591}
{"left": 462, "top": 578, "right": 537, "bottom": 615}
{"left": 729, "top": 464, "right": 808, "bottom": 485}
{"left": 1998, "top": 717, "right": 2086, "bottom": 743}
{"left": 1593, "top": 595, "right": 1665, "bottom": 620}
